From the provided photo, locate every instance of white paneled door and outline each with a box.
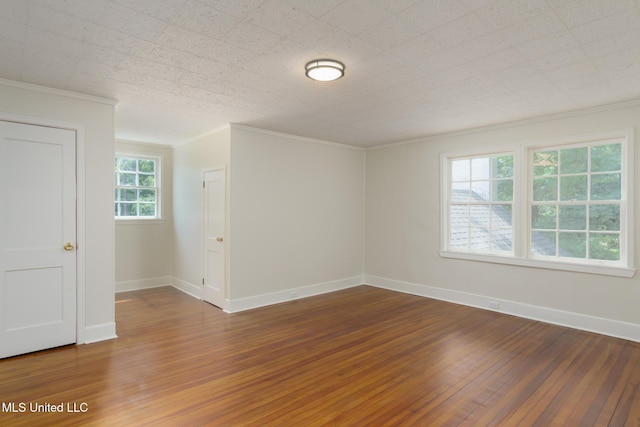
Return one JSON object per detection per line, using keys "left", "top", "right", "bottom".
{"left": 0, "top": 121, "right": 76, "bottom": 359}
{"left": 202, "top": 169, "right": 225, "bottom": 309}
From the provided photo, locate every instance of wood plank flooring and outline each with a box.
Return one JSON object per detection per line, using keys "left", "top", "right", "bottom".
{"left": 1, "top": 285, "right": 639, "bottom": 426}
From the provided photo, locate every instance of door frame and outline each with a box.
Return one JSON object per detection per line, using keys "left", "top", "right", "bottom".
{"left": 0, "top": 112, "right": 86, "bottom": 344}
{"left": 201, "top": 166, "right": 228, "bottom": 310}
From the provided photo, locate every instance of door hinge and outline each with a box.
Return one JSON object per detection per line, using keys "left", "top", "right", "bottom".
{"left": 203, "top": 181, "right": 205, "bottom": 188}
{"left": 202, "top": 278, "right": 205, "bottom": 285}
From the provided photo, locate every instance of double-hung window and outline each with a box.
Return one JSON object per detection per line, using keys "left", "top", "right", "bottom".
{"left": 442, "top": 131, "right": 634, "bottom": 276}
{"left": 530, "top": 141, "right": 623, "bottom": 263}
{"left": 115, "top": 155, "right": 160, "bottom": 219}
{"left": 449, "top": 153, "right": 514, "bottom": 254}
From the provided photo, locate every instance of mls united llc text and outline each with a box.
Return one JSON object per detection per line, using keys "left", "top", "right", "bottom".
{"left": 2, "top": 402, "right": 89, "bottom": 413}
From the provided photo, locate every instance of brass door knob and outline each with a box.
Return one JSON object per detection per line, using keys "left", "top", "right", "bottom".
{"left": 216, "top": 237, "right": 223, "bottom": 242}
{"left": 64, "top": 242, "right": 74, "bottom": 251}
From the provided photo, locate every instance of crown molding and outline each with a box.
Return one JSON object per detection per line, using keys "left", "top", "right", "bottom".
{"left": 369, "top": 98, "right": 640, "bottom": 151}
{"left": 0, "top": 78, "right": 118, "bottom": 106}
{"left": 172, "top": 124, "right": 231, "bottom": 148}
{"left": 230, "top": 124, "right": 365, "bottom": 151}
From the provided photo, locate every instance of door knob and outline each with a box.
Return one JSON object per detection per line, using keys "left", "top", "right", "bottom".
{"left": 64, "top": 242, "right": 74, "bottom": 251}
{"left": 216, "top": 237, "right": 223, "bottom": 242}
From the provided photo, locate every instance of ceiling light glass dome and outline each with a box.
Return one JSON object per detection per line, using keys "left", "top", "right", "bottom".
{"left": 305, "top": 59, "right": 345, "bottom": 82}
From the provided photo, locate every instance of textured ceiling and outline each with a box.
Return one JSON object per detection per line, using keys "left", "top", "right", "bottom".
{"left": 1, "top": 0, "right": 640, "bottom": 147}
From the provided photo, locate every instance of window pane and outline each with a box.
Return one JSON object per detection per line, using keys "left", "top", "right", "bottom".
{"left": 450, "top": 205, "right": 469, "bottom": 227}
{"left": 470, "top": 205, "right": 489, "bottom": 226}
{"left": 493, "top": 179, "right": 513, "bottom": 202}
{"left": 118, "top": 188, "right": 137, "bottom": 201}
{"left": 531, "top": 231, "right": 556, "bottom": 256}
{"left": 533, "top": 177, "right": 557, "bottom": 201}
{"left": 559, "top": 232, "right": 586, "bottom": 258}
{"left": 589, "top": 234, "right": 620, "bottom": 261}
{"left": 491, "top": 205, "right": 512, "bottom": 227}
{"left": 590, "top": 173, "right": 621, "bottom": 200}
{"left": 450, "top": 227, "right": 468, "bottom": 250}
{"left": 531, "top": 205, "right": 556, "bottom": 229}
{"left": 493, "top": 155, "right": 513, "bottom": 178}
{"left": 589, "top": 204, "right": 620, "bottom": 231}
{"left": 470, "top": 228, "right": 490, "bottom": 250}
{"left": 591, "top": 143, "right": 621, "bottom": 172}
{"left": 560, "top": 147, "right": 588, "bottom": 174}
{"left": 138, "top": 159, "right": 155, "bottom": 173}
{"left": 559, "top": 205, "right": 586, "bottom": 230}
{"left": 491, "top": 228, "right": 512, "bottom": 251}
{"left": 451, "top": 182, "right": 470, "bottom": 202}
{"left": 533, "top": 150, "right": 558, "bottom": 176}
{"left": 471, "top": 181, "right": 490, "bottom": 201}
{"left": 139, "top": 174, "right": 155, "bottom": 187}
{"left": 471, "top": 158, "right": 489, "bottom": 180}
{"left": 139, "top": 203, "right": 156, "bottom": 216}
{"left": 451, "top": 159, "right": 470, "bottom": 181}
{"left": 118, "top": 203, "right": 137, "bottom": 216}
{"left": 119, "top": 173, "right": 136, "bottom": 186}
{"left": 559, "top": 175, "right": 587, "bottom": 201}
{"left": 118, "top": 158, "right": 136, "bottom": 171}
{"left": 139, "top": 189, "right": 156, "bottom": 202}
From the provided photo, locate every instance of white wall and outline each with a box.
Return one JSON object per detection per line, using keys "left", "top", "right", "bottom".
{"left": 365, "top": 102, "right": 640, "bottom": 341}
{"left": 0, "top": 80, "right": 116, "bottom": 343}
{"left": 115, "top": 140, "right": 173, "bottom": 292}
{"left": 172, "top": 127, "right": 230, "bottom": 297}
{"left": 228, "top": 126, "right": 365, "bottom": 309}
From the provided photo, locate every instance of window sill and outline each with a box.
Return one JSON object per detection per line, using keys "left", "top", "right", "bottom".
{"left": 115, "top": 218, "right": 164, "bottom": 225}
{"left": 439, "top": 250, "right": 636, "bottom": 278}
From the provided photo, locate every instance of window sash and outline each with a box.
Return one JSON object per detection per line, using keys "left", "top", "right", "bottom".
{"left": 528, "top": 140, "right": 624, "bottom": 265}
{"left": 447, "top": 152, "right": 515, "bottom": 255}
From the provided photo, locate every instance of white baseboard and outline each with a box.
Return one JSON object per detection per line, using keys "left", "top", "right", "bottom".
{"left": 111, "top": 273, "right": 639, "bottom": 342}
{"left": 171, "top": 277, "right": 202, "bottom": 299}
{"left": 226, "top": 276, "right": 364, "bottom": 313}
{"left": 364, "top": 275, "right": 640, "bottom": 343}
{"left": 115, "top": 276, "right": 172, "bottom": 293}
{"left": 82, "top": 322, "right": 117, "bottom": 344}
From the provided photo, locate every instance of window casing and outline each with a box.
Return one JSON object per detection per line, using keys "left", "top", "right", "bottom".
{"left": 441, "top": 130, "right": 634, "bottom": 277}
{"left": 115, "top": 155, "right": 161, "bottom": 220}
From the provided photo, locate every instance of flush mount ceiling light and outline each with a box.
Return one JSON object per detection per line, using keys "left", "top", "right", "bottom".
{"left": 305, "top": 59, "right": 345, "bottom": 82}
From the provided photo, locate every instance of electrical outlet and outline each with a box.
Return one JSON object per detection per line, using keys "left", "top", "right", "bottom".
{"left": 489, "top": 300, "right": 500, "bottom": 310}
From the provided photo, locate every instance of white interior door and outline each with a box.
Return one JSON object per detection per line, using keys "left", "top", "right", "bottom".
{"left": 203, "top": 169, "right": 226, "bottom": 309}
{"left": 0, "top": 121, "right": 77, "bottom": 359}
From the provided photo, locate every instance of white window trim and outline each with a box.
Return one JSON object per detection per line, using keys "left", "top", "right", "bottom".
{"left": 440, "top": 128, "right": 635, "bottom": 278}
{"left": 115, "top": 153, "right": 162, "bottom": 222}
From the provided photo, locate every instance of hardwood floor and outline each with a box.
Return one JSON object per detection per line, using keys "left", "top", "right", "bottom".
{"left": 1, "top": 285, "right": 639, "bottom": 426}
